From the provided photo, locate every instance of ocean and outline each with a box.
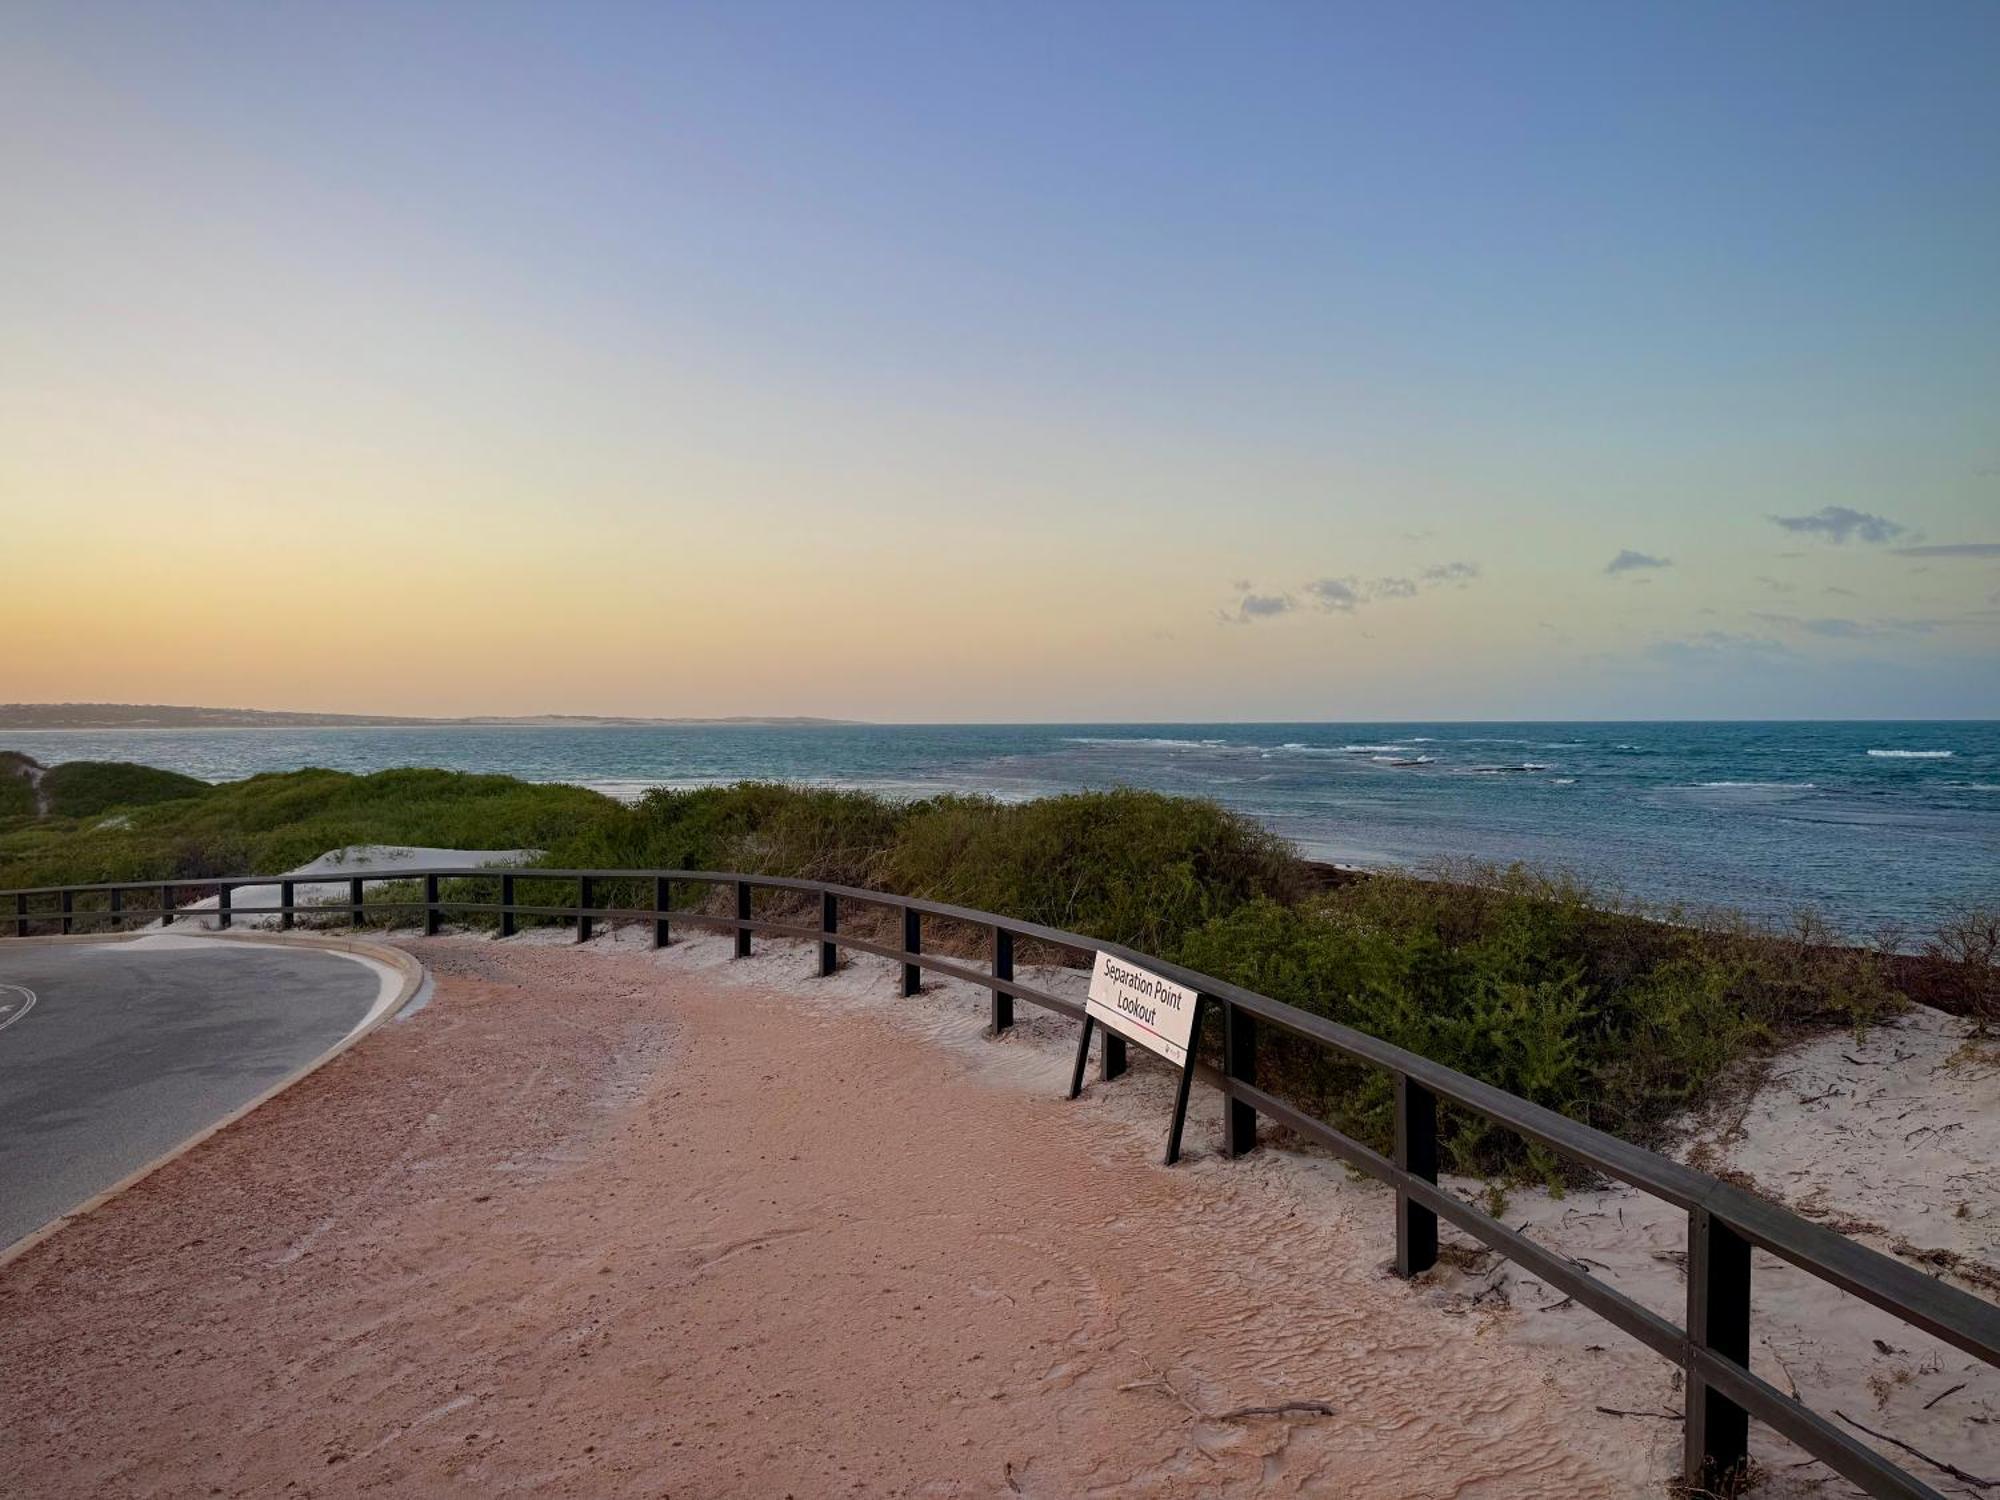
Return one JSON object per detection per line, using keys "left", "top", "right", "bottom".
{"left": 8, "top": 721, "right": 1996, "bottom": 935}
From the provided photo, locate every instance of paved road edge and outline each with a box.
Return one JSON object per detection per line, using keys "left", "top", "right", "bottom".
{"left": 0, "top": 931, "right": 426, "bottom": 1270}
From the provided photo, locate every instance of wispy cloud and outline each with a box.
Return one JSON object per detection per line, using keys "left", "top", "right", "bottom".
{"left": 1754, "top": 575, "right": 1793, "bottom": 594}
{"left": 1305, "top": 578, "right": 1362, "bottom": 612}
{"left": 1312, "top": 565, "right": 1478, "bottom": 609}
{"left": 1422, "top": 561, "right": 1480, "bottom": 585}
{"left": 1770, "top": 505, "right": 1907, "bottom": 544}
{"left": 1606, "top": 549, "right": 1671, "bottom": 575}
{"left": 1646, "top": 631, "right": 1794, "bottom": 665}
{"left": 1751, "top": 611, "right": 1944, "bottom": 639}
{"left": 1228, "top": 560, "right": 1481, "bottom": 622}
{"left": 1233, "top": 592, "right": 1295, "bottom": 622}
{"left": 1891, "top": 542, "right": 2000, "bottom": 559}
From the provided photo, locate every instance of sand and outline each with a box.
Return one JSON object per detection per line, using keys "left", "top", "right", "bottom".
{"left": 166, "top": 845, "right": 534, "bottom": 928}
{"left": 4, "top": 916, "right": 1992, "bottom": 1497}
{"left": 3, "top": 935, "right": 1648, "bottom": 1498}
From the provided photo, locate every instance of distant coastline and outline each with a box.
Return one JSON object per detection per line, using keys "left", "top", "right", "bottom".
{"left": 0, "top": 703, "right": 861, "bottom": 731}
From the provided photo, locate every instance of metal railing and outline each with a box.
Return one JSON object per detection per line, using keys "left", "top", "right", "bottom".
{"left": 5, "top": 866, "right": 1996, "bottom": 1498}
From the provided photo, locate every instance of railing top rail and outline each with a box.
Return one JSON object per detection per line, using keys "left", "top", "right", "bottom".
{"left": 6, "top": 863, "right": 1997, "bottom": 1369}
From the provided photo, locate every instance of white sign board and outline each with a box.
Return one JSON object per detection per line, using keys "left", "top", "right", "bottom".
{"left": 1086, "top": 951, "right": 1199, "bottom": 1067}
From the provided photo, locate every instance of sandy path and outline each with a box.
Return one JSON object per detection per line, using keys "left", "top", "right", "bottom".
{"left": 1, "top": 938, "right": 1640, "bottom": 1498}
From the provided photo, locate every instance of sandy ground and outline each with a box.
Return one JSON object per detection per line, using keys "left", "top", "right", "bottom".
{"left": 5, "top": 915, "right": 1993, "bottom": 1498}
{"left": 2, "top": 933, "right": 1657, "bottom": 1499}
{"left": 160, "top": 845, "right": 535, "bottom": 928}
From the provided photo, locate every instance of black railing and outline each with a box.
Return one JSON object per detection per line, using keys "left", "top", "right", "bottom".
{"left": 5, "top": 866, "right": 1996, "bottom": 1498}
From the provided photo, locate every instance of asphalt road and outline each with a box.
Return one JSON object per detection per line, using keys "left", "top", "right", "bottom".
{"left": 0, "top": 938, "right": 387, "bottom": 1251}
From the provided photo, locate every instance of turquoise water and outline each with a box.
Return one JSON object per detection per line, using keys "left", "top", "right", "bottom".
{"left": 9, "top": 721, "right": 1996, "bottom": 934}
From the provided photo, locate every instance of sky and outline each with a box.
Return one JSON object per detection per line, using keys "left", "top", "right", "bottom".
{"left": 3, "top": 1, "right": 1997, "bottom": 721}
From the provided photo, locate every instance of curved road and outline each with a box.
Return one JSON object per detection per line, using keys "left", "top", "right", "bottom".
{"left": 0, "top": 936, "right": 396, "bottom": 1252}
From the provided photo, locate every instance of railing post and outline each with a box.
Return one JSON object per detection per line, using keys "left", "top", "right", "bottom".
{"left": 734, "top": 881, "right": 751, "bottom": 958}
{"left": 424, "top": 874, "right": 441, "bottom": 936}
{"left": 14, "top": 892, "right": 26, "bottom": 937}
{"left": 991, "top": 926, "right": 1014, "bottom": 1033}
{"left": 281, "top": 879, "right": 295, "bottom": 931}
{"left": 901, "top": 906, "right": 921, "bottom": 996}
{"left": 216, "top": 885, "right": 231, "bottom": 931}
{"left": 109, "top": 887, "right": 123, "bottom": 931}
{"left": 576, "top": 876, "right": 594, "bottom": 942}
{"left": 59, "top": 888, "right": 72, "bottom": 935}
{"left": 1685, "top": 1207, "right": 1752, "bottom": 1493}
{"left": 1224, "top": 1003, "right": 1257, "bottom": 1157}
{"left": 652, "top": 876, "right": 669, "bottom": 949}
{"left": 818, "top": 891, "right": 839, "bottom": 977}
{"left": 500, "top": 874, "right": 516, "bottom": 938}
{"left": 160, "top": 883, "right": 174, "bottom": 926}
{"left": 1394, "top": 1076, "right": 1438, "bottom": 1276}
{"left": 1102, "top": 1029, "right": 1127, "bottom": 1081}
{"left": 349, "top": 877, "right": 364, "bottom": 929}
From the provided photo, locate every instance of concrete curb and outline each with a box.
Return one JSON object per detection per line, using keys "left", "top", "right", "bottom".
{"left": 0, "top": 930, "right": 427, "bottom": 1271}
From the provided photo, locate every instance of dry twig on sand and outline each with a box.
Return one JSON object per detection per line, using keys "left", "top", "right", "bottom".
{"left": 1833, "top": 1410, "right": 1994, "bottom": 1490}
{"left": 1212, "top": 1401, "right": 1337, "bottom": 1421}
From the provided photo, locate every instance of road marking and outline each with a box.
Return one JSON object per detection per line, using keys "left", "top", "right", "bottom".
{"left": 0, "top": 982, "right": 36, "bottom": 1035}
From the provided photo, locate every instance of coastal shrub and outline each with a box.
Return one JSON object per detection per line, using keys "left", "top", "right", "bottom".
{"left": 1923, "top": 903, "right": 2000, "bottom": 1032}
{"left": 0, "top": 753, "right": 35, "bottom": 821}
{"left": 546, "top": 782, "right": 908, "bottom": 888}
{"left": 881, "top": 789, "right": 1305, "bottom": 955}
{"left": 0, "top": 766, "right": 612, "bottom": 890}
{"left": 38, "top": 760, "right": 209, "bottom": 819}
{"left": 1176, "top": 869, "right": 1904, "bottom": 1180}
{"left": 533, "top": 784, "right": 1303, "bottom": 955}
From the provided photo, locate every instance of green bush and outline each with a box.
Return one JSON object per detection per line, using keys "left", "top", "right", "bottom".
{"left": 0, "top": 766, "right": 612, "bottom": 890}
{"left": 546, "top": 782, "right": 908, "bottom": 886}
{"left": 1176, "top": 869, "right": 1903, "bottom": 1181}
{"left": 0, "top": 752, "right": 35, "bottom": 821}
{"left": 39, "top": 760, "right": 209, "bottom": 818}
{"left": 881, "top": 789, "right": 1303, "bottom": 954}
{"left": 535, "top": 784, "right": 1302, "bottom": 955}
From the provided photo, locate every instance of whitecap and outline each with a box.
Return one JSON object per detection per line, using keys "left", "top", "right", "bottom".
{"left": 1064, "top": 736, "right": 1221, "bottom": 750}
{"left": 1866, "top": 749, "right": 1953, "bottom": 759}
{"left": 1696, "top": 788, "right": 1824, "bottom": 800}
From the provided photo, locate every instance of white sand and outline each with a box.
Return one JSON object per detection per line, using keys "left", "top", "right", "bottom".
{"left": 168, "top": 846, "right": 534, "bottom": 929}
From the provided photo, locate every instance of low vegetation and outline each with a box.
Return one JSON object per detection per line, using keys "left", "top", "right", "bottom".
{"left": 1177, "top": 874, "right": 1904, "bottom": 1179}
{"left": 0, "top": 752, "right": 36, "bottom": 819}
{"left": 0, "top": 758, "right": 608, "bottom": 889}
{"left": 38, "top": 759, "right": 210, "bottom": 819}
{"left": 4, "top": 753, "right": 1991, "bottom": 1181}
{"left": 544, "top": 784, "right": 1301, "bottom": 956}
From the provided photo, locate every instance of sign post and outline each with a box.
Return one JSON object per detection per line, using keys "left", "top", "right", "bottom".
{"left": 1070, "top": 952, "right": 1209, "bottom": 1164}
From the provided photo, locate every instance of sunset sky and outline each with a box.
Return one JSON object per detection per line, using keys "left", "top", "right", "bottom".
{"left": 5, "top": 1, "right": 1997, "bottom": 721}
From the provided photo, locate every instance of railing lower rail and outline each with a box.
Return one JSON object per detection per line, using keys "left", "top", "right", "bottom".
{"left": 4, "top": 866, "right": 1995, "bottom": 1498}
